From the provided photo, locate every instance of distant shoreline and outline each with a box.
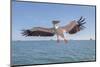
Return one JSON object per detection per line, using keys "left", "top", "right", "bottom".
{"left": 12, "top": 40, "right": 95, "bottom": 42}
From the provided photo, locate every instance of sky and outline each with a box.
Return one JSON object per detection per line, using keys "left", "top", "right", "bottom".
{"left": 12, "top": 1, "right": 96, "bottom": 41}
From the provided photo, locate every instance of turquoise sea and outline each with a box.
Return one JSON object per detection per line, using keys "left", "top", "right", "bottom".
{"left": 11, "top": 40, "right": 96, "bottom": 66}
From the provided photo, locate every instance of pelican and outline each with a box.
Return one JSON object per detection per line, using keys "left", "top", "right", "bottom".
{"left": 22, "top": 16, "right": 86, "bottom": 43}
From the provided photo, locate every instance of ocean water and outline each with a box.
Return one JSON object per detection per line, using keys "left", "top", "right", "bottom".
{"left": 11, "top": 40, "right": 96, "bottom": 66}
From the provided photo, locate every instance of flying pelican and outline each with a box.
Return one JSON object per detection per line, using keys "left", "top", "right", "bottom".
{"left": 22, "top": 16, "right": 86, "bottom": 43}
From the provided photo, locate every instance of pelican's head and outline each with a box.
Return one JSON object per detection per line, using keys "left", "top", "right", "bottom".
{"left": 52, "top": 20, "right": 60, "bottom": 29}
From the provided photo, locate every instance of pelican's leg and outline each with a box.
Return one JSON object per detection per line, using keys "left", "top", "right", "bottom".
{"left": 63, "top": 37, "right": 67, "bottom": 43}
{"left": 59, "top": 34, "right": 67, "bottom": 43}
{"left": 57, "top": 34, "right": 60, "bottom": 43}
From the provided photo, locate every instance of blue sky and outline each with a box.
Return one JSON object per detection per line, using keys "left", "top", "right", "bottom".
{"left": 12, "top": 1, "right": 96, "bottom": 41}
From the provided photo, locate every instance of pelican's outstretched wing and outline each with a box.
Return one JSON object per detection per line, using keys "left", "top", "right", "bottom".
{"left": 61, "top": 16, "right": 86, "bottom": 34}
{"left": 22, "top": 27, "right": 55, "bottom": 36}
